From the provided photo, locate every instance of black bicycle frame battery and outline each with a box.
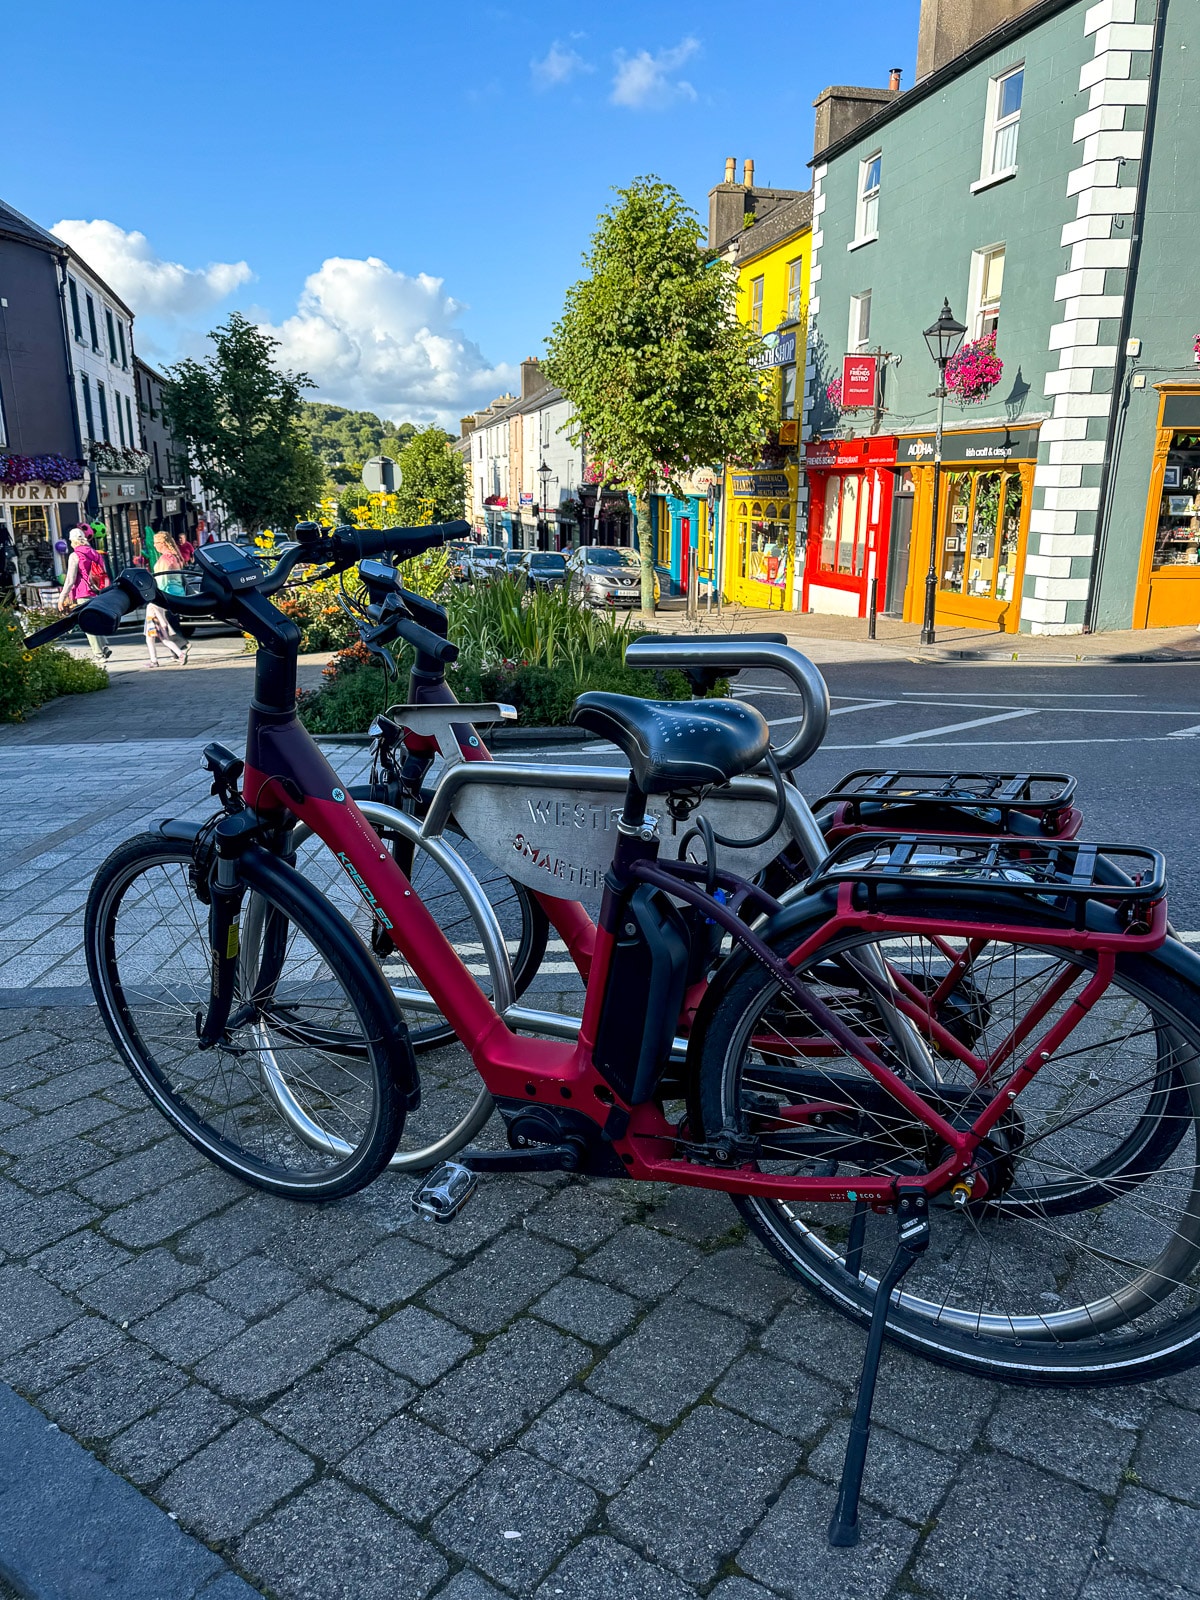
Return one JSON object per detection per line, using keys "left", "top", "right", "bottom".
{"left": 593, "top": 884, "right": 689, "bottom": 1105}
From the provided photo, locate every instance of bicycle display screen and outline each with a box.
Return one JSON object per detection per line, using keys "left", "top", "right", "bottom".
{"left": 195, "top": 542, "right": 263, "bottom": 590}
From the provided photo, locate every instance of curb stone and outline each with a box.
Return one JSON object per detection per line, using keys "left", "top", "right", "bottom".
{"left": 0, "top": 1381, "right": 259, "bottom": 1600}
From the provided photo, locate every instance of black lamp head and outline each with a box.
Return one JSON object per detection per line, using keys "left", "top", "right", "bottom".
{"left": 923, "top": 299, "right": 968, "bottom": 365}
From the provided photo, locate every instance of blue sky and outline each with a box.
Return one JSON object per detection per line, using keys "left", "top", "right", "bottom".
{"left": 7, "top": 0, "right": 918, "bottom": 425}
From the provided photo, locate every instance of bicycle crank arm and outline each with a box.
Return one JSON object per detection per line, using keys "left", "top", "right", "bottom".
{"left": 455, "top": 1138, "right": 589, "bottom": 1174}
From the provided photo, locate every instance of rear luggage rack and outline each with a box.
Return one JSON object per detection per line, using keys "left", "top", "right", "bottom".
{"left": 815, "top": 770, "right": 1078, "bottom": 836}
{"left": 808, "top": 833, "right": 1165, "bottom": 930}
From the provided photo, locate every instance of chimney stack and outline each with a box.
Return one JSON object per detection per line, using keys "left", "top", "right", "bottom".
{"left": 724, "top": 156, "right": 736, "bottom": 183}
{"left": 743, "top": 158, "right": 755, "bottom": 187}
{"left": 889, "top": 66, "right": 902, "bottom": 90}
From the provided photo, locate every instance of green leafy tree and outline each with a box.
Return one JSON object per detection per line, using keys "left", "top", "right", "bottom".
{"left": 393, "top": 427, "right": 465, "bottom": 526}
{"left": 545, "top": 177, "right": 771, "bottom": 609}
{"left": 162, "top": 314, "right": 324, "bottom": 534}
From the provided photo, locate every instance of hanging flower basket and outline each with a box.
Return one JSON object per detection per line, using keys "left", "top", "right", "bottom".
{"left": 945, "top": 334, "right": 1004, "bottom": 404}
{"left": 86, "top": 440, "right": 151, "bottom": 474}
{"left": 1193, "top": 334, "right": 1199, "bottom": 365}
{"left": 825, "top": 377, "right": 844, "bottom": 411}
{"left": 0, "top": 452, "right": 86, "bottom": 487}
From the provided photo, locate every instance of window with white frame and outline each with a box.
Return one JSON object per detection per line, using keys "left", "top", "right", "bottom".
{"left": 854, "top": 154, "right": 881, "bottom": 243}
{"left": 786, "top": 258, "right": 804, "bottom": 321}
{"left": 848, "top": 291, "right": 872, "bottom": 354}
{"left": 750, "top": 276, "right": 764, "bottom": 333}
{"left": 968, "top": 245, "right": 1005, "bottom": 339}
{"left": 982, "top": 66, "right": 1023, "bottom": 180}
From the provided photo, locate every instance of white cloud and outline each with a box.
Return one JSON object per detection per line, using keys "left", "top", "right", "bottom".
{"left": 610, "top": 37, "right": 699, "bottom": 109}
{"left": 260, "top": 255, "right": 516, "bottom": 427}
{"left": 50, "top": 218, "right": 253, "bottom": 317}
{"left": 531, "top": 39, "right": 591, "bottom": 88}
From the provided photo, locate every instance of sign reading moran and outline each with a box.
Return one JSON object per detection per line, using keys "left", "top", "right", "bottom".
{"left": 0, "top": 480, "right": 82, "bottom": 502}
{"left": 898, "top": 426, "right": 1040, "bottom": 465}
{"left": 750, "top": 330, "right": 797, "bottom": 371}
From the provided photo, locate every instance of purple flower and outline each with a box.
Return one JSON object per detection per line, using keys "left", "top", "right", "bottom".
{"left": 825, "top": 377, "right": 844, "bottom": 410}
{"left": 0, "top": 453, "right": 85, "bottom": 486}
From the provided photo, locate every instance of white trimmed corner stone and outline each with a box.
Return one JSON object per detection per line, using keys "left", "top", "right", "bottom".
{"left": 1033, "top": 576, "right": 1091, "bottom": 601}
{"left": 1039, "top": 419, "right": 1090, "bottom": 443}
{"left": 1068, "top": 160, "right": 1122, "bottom": 195}
{"left": 1083, "top": 129, "right": 1144, "bottom": 163}
{"left": 1079, "top": 50, "right": 1131, "bottom": 91}
{"left": 1025, "top": 554, "right": 1074, "bottom": 579}
{"left": 1021, "top": 596, "right": 1069, "bottom": 625}
{"left": 1034, "top": 462, "right": 1085, "bottom": 489}
{"left": 1061, "top": 216, "right": 1115, "bottom": 247}
{"left": 1038, "top": 534, "right": 1095, "bottom": 558}
{"left": 811, "top": 230, "right": 824, "bottom": 251}
{"left": 813, "top": 192, "right": 828, "bottom": 216}
{"left": 1084, "top": 0, "right": 1136, "bottom": 34}
{"left": 1072, "top": 105, "right": 1128, "bottom": 142}
{"left": 1068, "top": 237, "right": 1131, "bottom": 271}
{"left": 1061, "top": 293, "right": 1127, "bottom": 320}
{"left": 1049, "top": 320, "right": 1101, "bottom": 350}
{"left": 808, "top": 296, "right": 820, "bottom": 317}
{"left": 1042, "top": 485, "right": 1102, "bottom": 510}
{"left": 1089, "top": 76, "right": 1150, "bottom": 109}
{"left": 1076, "top": 186, "right": 1137, "bottom": 218}
{"left": 1044, "top": 369, "right": 1101, "bottom": 396}
{"left": 1029, "top": 508, "right": 1081, "bottom": 535}
{"left": 1055, "top": 268, "right": 1108, "bottom": 300}
{"left": 1094, "top": 22, "right": 1155, "bottom": 52}
{"left": 813, "top": 164, "right": 828, "bottom": 182}
{"left": 1048, "top": 440, "right": 1107, "bottom": 465}
{"left": 1053, "top": 392, "right": 1113, "bottom": 418}
{"left": 1058, "top": 345, "right": 1118, "bottom": 370}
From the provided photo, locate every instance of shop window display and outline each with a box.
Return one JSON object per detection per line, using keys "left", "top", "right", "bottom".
{"left": 739, "top": 500, "right": 788, "bottom": 588}
{"left": 1151, "top": 432, "right": 1200, "bottom": 569}
{"left": 819, "top": 474, "right": 869, "bottom": 578}
{"left": 938, "top": 470, "right": 1022, "bottom": 602}
{"left": 9, "top": 505, "right": 56, "bottom": 584}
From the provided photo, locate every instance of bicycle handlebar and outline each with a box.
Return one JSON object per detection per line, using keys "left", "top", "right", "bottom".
{"left": 319, "top": 521, "right": 471, "bottom": 564}
{"left": 25, "top": 569, "right": 157, "bottom": 647}
{"left": 624, "top": 635, "right": 830, "bottom": 772}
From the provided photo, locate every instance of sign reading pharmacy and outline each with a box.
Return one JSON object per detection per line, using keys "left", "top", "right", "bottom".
{"left": 731, "top": 471, "right": 791, "bottom": 497}
{"left": 750, "top": 331, "right": 797, "bottom": 371}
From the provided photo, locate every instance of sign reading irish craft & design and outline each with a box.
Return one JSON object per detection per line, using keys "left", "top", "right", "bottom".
{"left": 898, "top": 426, "right": 1040, "bottom": 464}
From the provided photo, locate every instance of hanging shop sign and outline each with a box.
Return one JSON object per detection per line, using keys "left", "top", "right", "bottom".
{"left": 841, "top": 355, "right": 879, "bottom": 409}
{"left": 750, "top": 330, "right": 797, "bottom": 371}
{"left": 162, "top": 497, "right": 181, "bottom": 515}
{"left": 730, "top": 471, "right": 791, "bottom": 497}
{"left": 897, "top": 426, "right": 1040, "bottom": 465}
{"left": 98, "top": 473, "right": 149, "bottom": 506}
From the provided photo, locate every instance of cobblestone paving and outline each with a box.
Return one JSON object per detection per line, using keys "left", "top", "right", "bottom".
{"left": 2, "top": 995, "right": 1199, "bottom": 1600}
{"left": 2, "top": 686, "right": 1200, "bottom": 1599}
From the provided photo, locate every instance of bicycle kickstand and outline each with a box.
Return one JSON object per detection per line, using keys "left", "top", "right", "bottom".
{"left": 827, "top": 1183, "right": 930, "bottom": 1548}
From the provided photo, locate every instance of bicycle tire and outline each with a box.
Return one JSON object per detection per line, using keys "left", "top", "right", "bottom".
{"left": 85, "top": 832, "right": 411, "bottom": 1200}
{"left": 690, "top": 890, "right": 1200, "bottom": 1386}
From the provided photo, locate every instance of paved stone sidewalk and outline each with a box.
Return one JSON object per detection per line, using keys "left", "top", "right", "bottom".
{"left": 1, "top": 993, "right": 1199, "bottom": 1600}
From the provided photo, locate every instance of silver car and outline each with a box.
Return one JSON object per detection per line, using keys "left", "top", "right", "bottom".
{"left": 568, "top": 546, "right": 654, "bottom": 607}
{"left": 466, "top": 545, "right": 505, "bottom": 581}
{"left": 522, "top": 551, "right": 568, "bottom": 590}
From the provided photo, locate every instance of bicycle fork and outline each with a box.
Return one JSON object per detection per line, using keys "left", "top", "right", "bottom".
{"left": 196, "top": 811, "right": 257, "bottom": 1049}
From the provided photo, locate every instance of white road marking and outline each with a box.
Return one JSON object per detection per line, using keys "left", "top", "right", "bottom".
{"left": 768, "top": 700, "right": 896, "bottom": 728}
{"left": 899, "top": 691, "right": 1141, "bottom": 699}
{"left": 1167, "top": 724, "right": 1200, "bottom": 739}
{"left": 875, "top": 709, "right": 1040, "bottom": 746}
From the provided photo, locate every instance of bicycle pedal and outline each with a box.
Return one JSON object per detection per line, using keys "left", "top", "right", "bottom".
{"left": 410, "top": 1162, "right": 478, "bottom": 1223}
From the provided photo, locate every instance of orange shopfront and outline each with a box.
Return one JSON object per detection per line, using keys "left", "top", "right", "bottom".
{"left": 1133, "top": 387, "right": 1200, "bottom": 628}
{"left": 898, "top": 425, "right": 1039, "bottom": 635}
{"left": 801, "top": 437, "right": 897, "bottom": 618}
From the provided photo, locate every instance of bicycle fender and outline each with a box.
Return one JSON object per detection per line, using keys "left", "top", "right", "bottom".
{"left": 238, "top": 844, "right": 421, "bottom": 1112}
{"left": 156, "top": 818, "right": 203, "bottom": 843}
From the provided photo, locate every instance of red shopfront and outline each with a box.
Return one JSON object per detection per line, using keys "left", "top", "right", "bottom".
{"left": 802, "top": 436, "right": 897, "bottom": 618}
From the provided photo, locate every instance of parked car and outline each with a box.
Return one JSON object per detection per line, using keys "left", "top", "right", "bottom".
{"left": 567, "top": 545, "right": 660, "bottom": 608}
{"left": 502, "top": 551, "right": 527, "bottom": 577}
{"left": 466, "top": 545, "right": 505, "bottom": 581}
{"left": 446, "top": 541, "right": 472, "bottom": 582}
{"left": 521, "top": 551, "right": 568, "bottom": 590}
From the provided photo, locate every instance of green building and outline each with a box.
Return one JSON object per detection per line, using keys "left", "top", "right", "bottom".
{"left": 800, "top": 0, "right": 1200, "bottom": 635}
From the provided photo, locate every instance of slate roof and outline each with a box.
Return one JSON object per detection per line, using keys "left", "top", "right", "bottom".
{"left": 729, "top": 193, "right": 814, "bottom": 266}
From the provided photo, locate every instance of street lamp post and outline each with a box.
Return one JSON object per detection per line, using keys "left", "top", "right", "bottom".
{"left": 537, "top": 460, "right": 552, "bottom": 550}
{"left": 919, "top": 299, "right": 967, "bottom": 647}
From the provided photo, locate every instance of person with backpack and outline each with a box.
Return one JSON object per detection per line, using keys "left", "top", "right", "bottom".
{"left": 57, "top": 527, "right": 112, "bottom": 663}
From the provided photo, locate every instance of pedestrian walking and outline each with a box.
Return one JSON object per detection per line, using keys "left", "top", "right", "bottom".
{"left": 145, "top": 531, "right": 189, "bottom": 668}
{"left": 57, "top": 528, "right": 112, "bottom": 664}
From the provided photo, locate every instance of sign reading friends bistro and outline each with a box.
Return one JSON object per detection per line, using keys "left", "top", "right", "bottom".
{"left": 898, "top": 426, "right": 1040, "bottom": 465}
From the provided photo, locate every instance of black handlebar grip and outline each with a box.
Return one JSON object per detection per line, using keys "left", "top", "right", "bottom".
{"left": 26, "top": 569, "right": 151, "bottom": 645}
{"left": 24, "top": 610, "right": 83, "bottom": 649}
{"left": 332, "top": 522, "right": 470, "bottom": 563}
{"left": 394, "top": 616, "right": 459, "bottom": 665}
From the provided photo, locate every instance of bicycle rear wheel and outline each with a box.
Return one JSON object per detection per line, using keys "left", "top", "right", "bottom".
{"left": 85, "top": 833, "right": 409, "bottom": 1199}
{"left": 692, "top": 912, "right": 1200, "bottom": 1385}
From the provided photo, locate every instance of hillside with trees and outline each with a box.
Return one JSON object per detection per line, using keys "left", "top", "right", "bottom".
{"left": 299, "top": 404, "right": 418, "bottom": 483}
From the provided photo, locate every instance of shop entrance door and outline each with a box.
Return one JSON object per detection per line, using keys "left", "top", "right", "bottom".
{"left": 885, "top": 488, "right": 913, "bottom": 617}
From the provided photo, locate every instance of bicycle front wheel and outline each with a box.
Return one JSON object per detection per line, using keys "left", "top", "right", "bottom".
{"left": 692, "top": 914, "right": 1200, "bottom": 1385}
{"left": 85, "top": 833, "right": 408, "bottom": 1199}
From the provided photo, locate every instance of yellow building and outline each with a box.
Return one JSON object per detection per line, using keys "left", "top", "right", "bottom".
{"left": 707, "top": 169, "right": 811, "bottom": 609}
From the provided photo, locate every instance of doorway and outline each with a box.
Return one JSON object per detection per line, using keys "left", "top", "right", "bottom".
{"left": 885, "top": 479, "right": 913, "bottom": 618}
